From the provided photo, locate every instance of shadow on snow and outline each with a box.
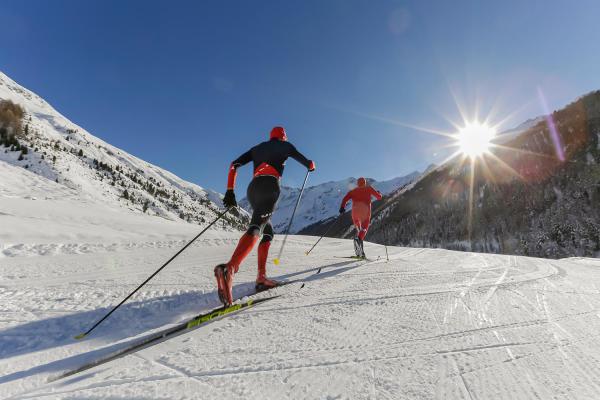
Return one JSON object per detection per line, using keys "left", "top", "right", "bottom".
{"left": 0, "top": 260, "right": 357, "bottom": 384}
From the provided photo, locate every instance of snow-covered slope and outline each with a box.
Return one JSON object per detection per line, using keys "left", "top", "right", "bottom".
{"left": 0, "top": 71, "right": 247, "bottom": 231}
{"left": 0, "top": 160, "right": 227, "bottom": 256}
{"left": 299, "top": 164, "right": 437, "bottom": 237}
{"left": 495, "top": 115, "right": 545, "bottom": 144}
{"left": 341, "top": 91, "right": 600, "bottom": 259}
{"left": 2, "top": 233, "right": 600, "bottom": 399}
{"left": 240, "top": 172, "right": 420, "bottom": 233}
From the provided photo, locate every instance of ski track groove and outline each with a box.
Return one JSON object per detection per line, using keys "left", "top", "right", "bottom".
{"left": 4, "top": 240, "right": 600, "bottom": 399}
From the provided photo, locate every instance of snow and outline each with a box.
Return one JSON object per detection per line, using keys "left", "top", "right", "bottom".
{"left": 0, "top": 160, "right": 213, "bottom": 253}
{"left": 495, "top": 116, "right": 545, "bottom": 144}
{"left": 240, "top": 173, "right": 420, "bottom": 234}
{"left": 2, "top": 202, "right": 600, "bottom": 399}
{"left": 0, "top": 70, "right": 247, "bottom": 230}
{"left": 2, "top": 71, "right": 600, "bottom": 399}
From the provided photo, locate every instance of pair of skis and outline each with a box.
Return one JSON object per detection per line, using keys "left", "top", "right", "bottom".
{"left": 49, "top": 292, "right": 281, "bottom": 382}
{"left": 49, "top": 262, "right": 340, "bottom": 383}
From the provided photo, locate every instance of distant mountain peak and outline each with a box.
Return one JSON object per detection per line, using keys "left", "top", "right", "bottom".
{"left": 240, "top": 172, "right": 422, "bottom": 234}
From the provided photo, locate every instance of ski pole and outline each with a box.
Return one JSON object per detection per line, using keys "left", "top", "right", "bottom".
{"left": 75, "top": 207, "right": 232, "bottom": 340}
{"left": 383, "top": 227, "right": 389, "bottom": 262}
{"left": 273, "top": 170, "right": 310, "bottom": 265}
{"left": 305, "top": 213, "right": 341, "bottom": 256}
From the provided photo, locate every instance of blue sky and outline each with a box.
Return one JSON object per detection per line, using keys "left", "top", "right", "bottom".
{"left": 2, "top": 0, "right": 599, "bottom": 192}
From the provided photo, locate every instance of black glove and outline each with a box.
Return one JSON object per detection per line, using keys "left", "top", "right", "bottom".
{"left": 339, "top": 206, "right": 345, "bottom": 214}
{"left": 223, "top": 189, "right": 237, "bottom": 208}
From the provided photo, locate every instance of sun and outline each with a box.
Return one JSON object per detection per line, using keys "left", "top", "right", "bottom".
{"left": 455, "top": 121, "right": 496, "bottom": 158}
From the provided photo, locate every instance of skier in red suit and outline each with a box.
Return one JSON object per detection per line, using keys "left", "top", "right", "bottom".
{"left": 339, "top": 177, "right": 382, "bottom": 258}
{"left": 215, "top": 126, "right": 315, "bottom": 306}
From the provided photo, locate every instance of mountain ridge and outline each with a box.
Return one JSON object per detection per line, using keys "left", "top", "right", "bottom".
{"left": 301, "top": 92, "right": 600, "bottom": 259}
{"left": 0, "top": 71, "right": 248, "bottom": 231}
{"left": 240, "top": 171, "right": 422, "bottom": 233}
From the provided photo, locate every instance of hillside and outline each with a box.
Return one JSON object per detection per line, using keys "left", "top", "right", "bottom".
{"left": 240, "top": 172, "right": 421, "bottom": 233}
{"left": 0, "top": 71, "right": 247, "bottom": 232}
{"left": 302, "top": 91, "right": 600, "bottom": 259}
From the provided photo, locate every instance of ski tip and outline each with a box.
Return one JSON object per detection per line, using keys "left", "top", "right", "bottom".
{"left": 74, "top": 333, "right": 86, "bottom": 340}
{"left": 273, "top": 258, "right": 280, "bottom": 266}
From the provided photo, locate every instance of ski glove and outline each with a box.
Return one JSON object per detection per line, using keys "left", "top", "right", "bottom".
{"left": 339, "top": 206, "right": 345, "bottom": 214}
{"left": 223, "top": 189, "right": 237, "bottom": 208}
{"left": 308, "top": 160, "right": 316, "bottom": 172}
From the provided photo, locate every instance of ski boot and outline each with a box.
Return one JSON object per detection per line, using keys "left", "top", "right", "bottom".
{"left": 354, "top": 236, "right": 363, "bottom": 258}
{"left": 255, "top": 276, "right": 280, "bottom": 292}
{"left": 214, "top": 263, "right": 234, "bottom": 306}
{"left": 255, "top": 241, "right": 280, "bottom": 292}
{"left": 353, "top": 237, "right": 366, "bottom": 259}
{"left": 358, "top": 238, "right": 366, "bottom": 259}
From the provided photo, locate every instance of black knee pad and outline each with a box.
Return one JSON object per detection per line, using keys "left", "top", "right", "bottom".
{"left": 246, "top": 224, "right": 261, "bottom": 237}
{"left": 260, "top": 223, "right": 274, "bottom": 243}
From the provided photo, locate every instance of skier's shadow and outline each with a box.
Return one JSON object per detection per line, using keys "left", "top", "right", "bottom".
{"left": 0, "top": 260, "right": 357, "bottom": 384}
{"left": 0, "top": 291, "right": 222, "bottom": 362}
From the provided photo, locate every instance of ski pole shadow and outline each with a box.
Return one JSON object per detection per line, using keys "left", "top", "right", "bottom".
{"left": 0, "top": 289, "right": 229, "bottom": 362}
{"left": 274, "top": 260, "right": 356, "bottom": 281}
{"left": 0, "top": 260, "right": 358, "bottom": 385}
{"left": 300, "top": 263, "right": 364, "bottom": 283}
{"left": 0, "top": 334, "right": 151, "bottom": 385}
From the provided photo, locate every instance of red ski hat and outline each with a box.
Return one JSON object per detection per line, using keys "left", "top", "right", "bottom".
{"left": 270, "top": 126, "right": 287, "bottom": 141}
{"left": 357, "top": 177, "right": 367, "bottom": 187}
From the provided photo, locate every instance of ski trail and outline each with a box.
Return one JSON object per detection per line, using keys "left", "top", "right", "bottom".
{"left": 3, "top": 239, "right": 600, "bottom": 399}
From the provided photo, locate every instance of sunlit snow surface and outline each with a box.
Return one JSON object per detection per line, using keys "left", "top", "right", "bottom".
{"left": 2, "top": 168, "right": 600, "bottom": 399}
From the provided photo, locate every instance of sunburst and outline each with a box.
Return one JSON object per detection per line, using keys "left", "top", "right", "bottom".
{"left": 453, "top": 121, "right": 496, "bottom": 159}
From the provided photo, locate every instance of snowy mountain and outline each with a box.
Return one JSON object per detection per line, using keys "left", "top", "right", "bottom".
{"left": 0, "top": 71, "right": 247, "bottom": 232}
{"left": 239, "top": 172, "right": 421, "bottom": 233}
{"left": 303, "top": 91, "right": 600, "bottom": 259}
{"left": 495, "top": 115, "right": 545, "bottom": 144}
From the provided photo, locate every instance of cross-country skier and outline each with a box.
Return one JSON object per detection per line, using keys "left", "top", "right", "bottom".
{"left": 339, "top": 178, "right": 382, "bottom": 258}
{"left": 215, "top": 126, "right": 315, "bottom": 306}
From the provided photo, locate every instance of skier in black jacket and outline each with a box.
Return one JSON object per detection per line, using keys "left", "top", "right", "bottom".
{"left": 215, "top": 126, "right": 315, "bottom": 306}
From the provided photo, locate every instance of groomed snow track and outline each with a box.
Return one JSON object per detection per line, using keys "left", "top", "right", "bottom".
{"left": 2, "top": 236, "right": 600, "bottom": 399}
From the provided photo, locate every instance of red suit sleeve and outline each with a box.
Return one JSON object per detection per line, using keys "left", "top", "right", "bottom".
{"left": 369, "top": 187, "right": 383, "bottom": 200}
{"left": 340, "top": 191, "right": 352, "bottom": 209}
{"left": 227, "top": 163, "right": 237, "bottom": 190}
{"left": 226, "top": 149, "right": 252, "bottom": 190}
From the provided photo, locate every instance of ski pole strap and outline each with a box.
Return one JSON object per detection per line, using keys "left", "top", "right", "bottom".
{"left": 76, "top": 207, "right": 232, "bottom": 339}
{"left": 274, "top": 170, "right": 310, "bottom": 264}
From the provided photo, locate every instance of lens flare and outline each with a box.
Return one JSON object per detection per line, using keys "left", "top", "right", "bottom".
{"left": 455, "top": 122, "right": 496, "bottom": 159}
